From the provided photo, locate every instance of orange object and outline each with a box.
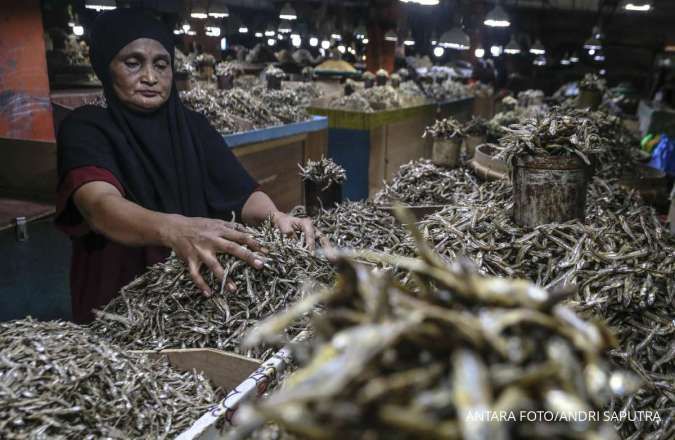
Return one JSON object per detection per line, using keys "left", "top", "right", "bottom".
{"left": 0, "top": 0, "right": 55, "bottom": 142}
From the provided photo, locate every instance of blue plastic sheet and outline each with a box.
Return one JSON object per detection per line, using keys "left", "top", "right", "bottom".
{"left": 649, "top": 135, "right": 675, "bottom": 176}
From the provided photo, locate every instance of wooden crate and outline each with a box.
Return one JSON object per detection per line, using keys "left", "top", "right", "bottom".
{"left": 310, "top": 101, "right": 472, "bottom": 198}
{"left": 226, "top": 117, "right": 328, "bottom": 212}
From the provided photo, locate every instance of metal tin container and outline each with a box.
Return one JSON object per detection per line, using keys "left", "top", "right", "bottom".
{"left": 470, "top": 143, "right": 508, "bottom": 181}
{"left": 432, "top": 138, "right": 462, "bottom": 168}
{"left": 304, "top": 181, "right": 343, "bottom": 216}
{"left": 513, "top": 155, "right": 590, "bottom": 228}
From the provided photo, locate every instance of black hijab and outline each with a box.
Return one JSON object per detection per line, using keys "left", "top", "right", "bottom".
{"left": 57, "top": 8, "right": 257, "bottom": 220}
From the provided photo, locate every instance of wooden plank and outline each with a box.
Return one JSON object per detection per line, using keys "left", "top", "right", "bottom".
{"left": 368, "top": 127, "right": 386, "bottom": 197}
{"left": 235, "top": 140, "right": 304, "bottom": 212}
{"left": 154, "top": 349, "right": 260, "bottom": 392}
{"left": 384, "top": 112, "right": 432, "bottom": 182}
{"left": 304, "top": 128, "right": 328, "bottom": 162}
{"left": 232, "top": 134, "right": 306, "bottom": 157}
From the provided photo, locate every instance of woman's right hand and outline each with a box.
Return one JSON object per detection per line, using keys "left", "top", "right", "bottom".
{"left": 161, "top": 214, "right": 265, "bottom": 297}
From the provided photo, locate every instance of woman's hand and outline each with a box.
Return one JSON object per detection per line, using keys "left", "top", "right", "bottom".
{"left": 161, "top": 214, "right": 265, "bottom": 297}
{"left": 271, "top": 212, "right": 316, "bottom": 250}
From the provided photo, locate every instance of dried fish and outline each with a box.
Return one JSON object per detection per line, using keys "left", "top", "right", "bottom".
{"left": 423, "top": 117, "right": 465, "bottom": 140}
{"left": 373, "top": 159, "right": 481, "bottom": 206}
{"left": 234, "top": 212, "right": 632, "bottom": 439}
{"left": 0, "top": 318, "right": 220, "bottom": 438}
{"left": 298, "top": 157, "right": 346, "bottom": 190}
{"left": 89, "top": 222, "right": 334, "bottom": 359}
{"left": 579, "top": 73, "right": 607, "bottom": 93}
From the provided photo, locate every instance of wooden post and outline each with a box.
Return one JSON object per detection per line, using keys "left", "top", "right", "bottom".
{"left": 366, "top": 0, "right": 399, "bottom": 74}
{"left": 0, "top": 0, "right": 55, "bottom": 142}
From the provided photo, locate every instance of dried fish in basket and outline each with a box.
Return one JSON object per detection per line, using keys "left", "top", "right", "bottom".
{"left": 234, "top": 209, "right": 636, "bottom": 439}
{"left": 0, "top": 318, "right": 221, "bottom": 438}
{"left": 89, "top": 221, "right": 334, "bottom": 360}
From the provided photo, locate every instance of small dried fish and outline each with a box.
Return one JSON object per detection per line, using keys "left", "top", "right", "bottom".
{"left": 298, "top": 157, "right": 346, "bottom": 189}
{"left": 0, "top": 318, "right": 221, "bottom": 438}
{"left": 423, "top": 117, "right": 465, "bottom": 140}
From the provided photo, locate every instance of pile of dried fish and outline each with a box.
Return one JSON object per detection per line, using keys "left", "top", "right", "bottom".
{"left": 195, "top": 53, "right": 216, "bottom": 68}
{"left": 0, "top": 318, "right": 220, "bottom": 438}
{"left": 373, "top": 160, "right": 481, "bottom": 206}
{"left": 263, "top": 65, "right": 285, "bottom": 80}
{"left": 464, "top": 116, "right": 489, "bottom": 137}
{"left": 314, "top": 201, "right": 412, "bottom": 255}
{"left": 416, "top": 178, "right": 675, "bottom": 439}
{"left": 361, "top": 86, "right": 403, "bottom": 111}
{"left": 215, "top": 61, "right": 243, "bottom": 77}
{"left": 469, "top": 81, "right": 494, "bottom": 98}
{"left": 331, "top": 93, "right": 374, "bottom": 112}
{"left": 298, "top": 157, "right": 346, "bottom": 189}
{"left": 181, "top": 84, "right": 311, "bottom": 134}
{"left": 423, "top": 118, "right": 464, "bottom": 140}
{"left": 235, "top": 215, "right": 636, "bottom": 439}
{"left": 580, "top": 73, "right": 607, "bottom": 92}
{"left": 497, "top": 107, "right": 604, "bottom": 165}
{"left": 90, "top": 222, "right": 334, "bottom": 359}
{"left": 518, "top": 89, "right": 545, "bottom": 107}
{"left": 284, "top": 82, "right": 323, "bottom": 107}
{"left": 423, "top": 79, "right": 471, "bottom": 103}
{"left": 249, "top": 86, "right": 310, "bottom": 124}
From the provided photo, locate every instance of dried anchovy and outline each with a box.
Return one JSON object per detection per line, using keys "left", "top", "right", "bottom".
{"left": 422, "top": 78, "right": 471, "bottom": 103}
{"left": 283, "top": 82, "right": 324, "bottom": 107}
{"left": 331, "top": 93, "right": 374, "bottom": 112}
{"left": 181, "top": 86, "right": 276, "bottom": 134}
{"left": 464, "top": 116, "right": 489, "bottom": 137}
{"left": 373, "top": 159, "right": 481, "bottom": 206}
{"left": 263, "top": 66, "right": 286, "bottom": 79}
{"left": 0, "top": 318, "right": 220, "bottom": 438}
{"left": 423, "top": 117, "right": 465, "bottom": 140}
{"left": 215, "top": 61, "right": 244, "bottom": 77}
{"left": 249, "top": 86, "right": 310, "bottom": 124}
{"left": 89, "top": 222, "right": 334, "bottom": 359}
{"left": 497, "top": 107, "right": 605, "bottom": 166}
{"left": 314, "top": 201, "right": 413, "bottom": 256}
{"left": 298, "top": 157, "right": 346, "bottom": 189}
{"left": 580, "top": 73, "right": 607, "bottom": 92}
{"left": 236, "top": 215, "right": 635, "bottom": 439}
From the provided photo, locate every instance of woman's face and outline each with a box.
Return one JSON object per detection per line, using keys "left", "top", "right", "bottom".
{"left": 109, "top": 38, "right": 172, "bottom": 112}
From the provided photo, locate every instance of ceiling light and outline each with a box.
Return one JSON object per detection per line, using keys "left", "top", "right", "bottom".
{"left": 623, "top": 1, "right": 652, "bottom": 12}
{"left": 277, "top": 34, "right": 285, "bottom": 40}
{"left": 529, "top": 39, "right": 545, "bottom": 55}
{"left": 570, "top": 53, "right": 580, "bottom": 63}
{"left": 239, "top": 25, "right": 249, "bottom": 34}
{"left": 484, "top": 2, "right": 510, "bottom": 28}
{"left": 354, "top": 23, "right": 367, "bottom": 39}
{"left": 533, "top": 56, "right": 546, "bottom": 66}
{"left": 337, "top": 45, "right": 346, "bottom": 53}
{"left": 331, "top": 33, "right": 343, "bottom": 41}
{"left": 430, "top": 32, "right": 438, "bottom": 46}
{"left": 181, "top": 20, "right": 191, "bottom": 33}
{"left": 362, "top": 38, "right": 369, "bottom": 44}
{"left": 173, "top": 29, "right": 183, "bottom": 35}
{"left": 279, "top": 3, "right": 297, "bottom": 20}
{"left": 504, "top": 36, "right": 520, "bottom": 54}
{"left": 309, "top": 37, "right": 319, "bottom": 47}
{"left": 321, "top": 39, "right": 331, "bottom": 50}
{"left": 490, "top": 45, "right": 502, "bottom": 56}
{"left": 440, "top": 26, "right": 470, "bottom": 50}
{"left": 600, "top": 69, "right": 607, "bottom": 75}
{"left": 255, "top": 32, "right": 263, "bottom": 38}
{"left": 265, "top": 25, "right": 276, "bottom": 37}
{"left": 433, "top": 46, "right": 445, "bottom": 57}
{"left": 403, "top": 31, "right": 415, "bottom": 46}
{"left": 384, "top": 30, "right": 398, "bottom": 42}
{"left": 292, "top": 36, "right": 302, "bottom": 48}
{"left": 594, "top": 54, "right": 605, "bottom": 62}
{"left": 400, "top": 0, "right": 440, "bottom": 5}
{"left": 291, "top": 30, "right": 300, "bottom": 39}
{"left": 267, "top": 38, "right": 276, "bottom": 46}
{"left": 561, "top": 58, "right": 571, "bottom": 66}
{"left": 190, "top": 3, "right": 208, "bottom": 19}
{"left": 187, "top": 30, "right": 196, "bottom": 36}
{"left": 278, "top": 20, "right": 292, "bottom": 33}
{"left": 72, "top": 25, "right": 84, "bottom": 36}
{"left": 220, "top": 37, "right": 227, "bottom": 50}
{"left": 208, "top": 1, "right": 230, "bottom": 18}
{"left": 84, "top": 0, "right": 116, "bottom": 11}
{"left": 475, "top": 45, "right": 485, "bottom": 58}
{"left": 589, "top": 49, "right": 596, "bottom": 55}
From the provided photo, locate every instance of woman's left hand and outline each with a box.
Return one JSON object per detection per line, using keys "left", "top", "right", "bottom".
{"left": 271, "top": 212, "right": 316, "bottom": 250}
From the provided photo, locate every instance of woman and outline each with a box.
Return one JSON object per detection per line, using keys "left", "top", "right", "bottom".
{"left": 56, "top": 9, "right": 315, "bottom": 323}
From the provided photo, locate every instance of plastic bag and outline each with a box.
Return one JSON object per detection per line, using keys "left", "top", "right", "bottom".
{"left": 648, "top": 135, "right": 675, "bottom": 176}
